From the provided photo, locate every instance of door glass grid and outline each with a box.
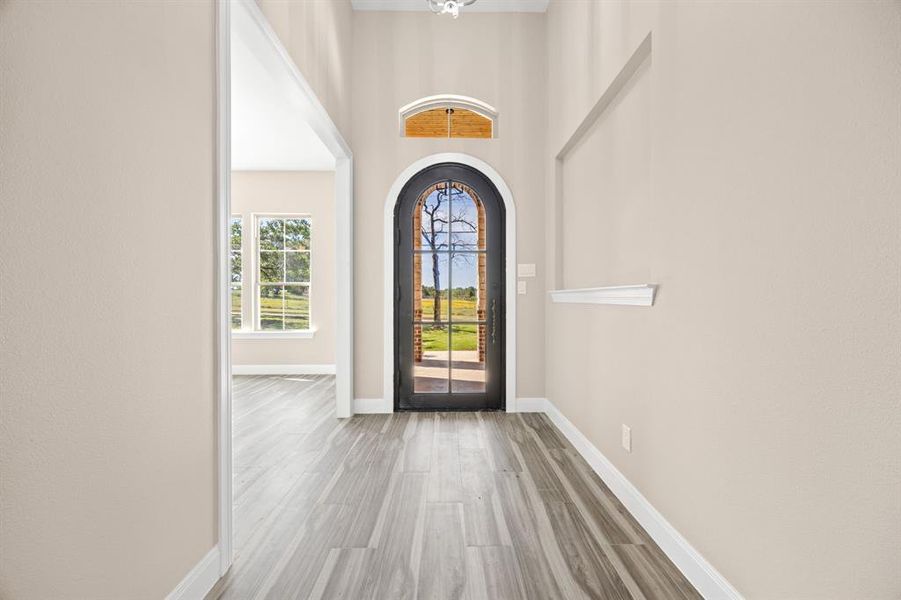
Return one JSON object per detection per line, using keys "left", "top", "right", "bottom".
{"left": 413, "top": 181, "right": 487, "bottom": 394}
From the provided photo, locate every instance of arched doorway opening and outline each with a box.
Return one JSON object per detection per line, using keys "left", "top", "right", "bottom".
{"left": 394, "top": 163, "right": 506, "bottom": 411}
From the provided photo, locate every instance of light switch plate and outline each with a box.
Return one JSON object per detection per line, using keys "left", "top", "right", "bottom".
{"left": 621, "top": 424, "right": 632, "bottom": 453}
{"left": 517, "top": 263, "right": 536, "bottom": 278}
{"left": 517, "top": 281, "right": 527, "bottom": 295}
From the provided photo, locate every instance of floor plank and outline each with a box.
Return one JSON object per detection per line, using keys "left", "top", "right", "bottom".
{"left": 464, "top": 546, "right": 526, "bottom": 600}
{"left": 312, "top": 547, "right": 377, "bottom": 599}
{"left": 542, "top": 500, "right": 632, "bottom": 599}
{"left": 493, "top": 472, "right": 566, "bottom": 599}
{"left": 418, "top": 503, "right": 468, "bottom": 599}
{"left": 460, "top": 447, "right": 510, "bottom": 547}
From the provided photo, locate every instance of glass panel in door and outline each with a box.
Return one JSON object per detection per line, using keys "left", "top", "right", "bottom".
{"left": 412, "top": 181, "right": 487, "bottom": 396}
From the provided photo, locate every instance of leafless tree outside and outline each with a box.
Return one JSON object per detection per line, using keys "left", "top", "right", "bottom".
{"left": 419, "top": 185, "right": 478, "bottom": 324}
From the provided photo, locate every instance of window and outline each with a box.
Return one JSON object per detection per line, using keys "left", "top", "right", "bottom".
{"left": 399, "top": 95, "right": 498, "bottom": 139}
{"left": 230, "top": 216, "right": 242, "bottom": 329}
{"left": 404, "top": 108, "right": 492, "bottom": 139}
{"left": 256, "top": 216, "right": 311, "bottom": 331}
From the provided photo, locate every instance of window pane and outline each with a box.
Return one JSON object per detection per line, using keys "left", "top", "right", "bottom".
{"left": 259, "top": 285, "right": 284, "bottom": 330}
{"left": 450, "top": 185, "right": 483, "bottom": 250}
{"left": 286, "top": 252, "right": 310, "bottom": 283}
{"left": 405, "top": 108, "right": 450, "bottom": 138}
{"left": 259, "top": 218, "right": 284, "bottom": 250}
{"left": 231, "top": 285, "right": 242, "bottom": 329}
{"left": 417, "top": 252, "right": 448, "bottom": 322}
{"left": 450, "top": 253, "right": 479, "bottom": 320}
{"left": 449, "top": 109, "right": 492, "bottom": 139}
{"left": 259, "top": 251, "right": 284, "bottom": 283}
{"left": 450, "top": 324, "right": 486, "bottom": 393}
{"left": 285, "top": 218, "right": 310, "bottom": 251}
{"left": 230, "top": 217, "right": 242, "bottom": 250}
{"left": 284, "top": 286, "right": 309, "bottom": 330}
{"left": 414, "top": 324, "right": 449, "bottom": 393}
{"left": 418, "top": 186, "right": 449, "bottom": 251}
{"left": 230, "top": 251, "right": 242, "bottom": 283}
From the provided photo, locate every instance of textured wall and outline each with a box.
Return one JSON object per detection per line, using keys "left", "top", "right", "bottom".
{"left": 231, "top": 171, "right": 337, "bottom": 366}
{"left": 256, "top": 0, "right": 354, "bottom": 144}
{"left": 0, "top": 1, "right": 217, "bottom": 598}
{"left": 545, "top": 1, "right": 901, "bottom": 597}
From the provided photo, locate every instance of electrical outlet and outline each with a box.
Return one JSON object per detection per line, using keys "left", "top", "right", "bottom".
{"left": 517, "top": 280, "right": 527, "bottom": 295}
{"left": 621, "top": 424, "right": 632, "bottom": 453}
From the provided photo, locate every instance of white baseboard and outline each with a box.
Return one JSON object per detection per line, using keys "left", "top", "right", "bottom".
{"left": 166, "top": 546, "right": 220, "bottom": 600}
{"left": 543, "top": 398, "right": 743, "bottom": 600}
{"left": 354, "top": 398, "right": 392, "bottom": 414}
{"left": 232, "top": 363, "right": 336, "bottom": 375}
{"left": 351, "top": 397, "right": 548, "bottom": 415}
{"left": 513, "top": 397, "right": 547, "bottom": 412}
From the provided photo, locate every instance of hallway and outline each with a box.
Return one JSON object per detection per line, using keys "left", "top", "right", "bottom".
{"left": 209, "top": 376, "right": 700, "bottom": 599}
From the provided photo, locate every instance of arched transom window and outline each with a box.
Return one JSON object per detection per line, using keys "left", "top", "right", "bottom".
{"left": 399, "top": 95, "right": 498, "bottom": 139}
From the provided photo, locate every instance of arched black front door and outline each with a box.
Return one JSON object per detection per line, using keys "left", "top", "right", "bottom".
{"left": 394, "top": 163, "right": 505, "bottom": 411}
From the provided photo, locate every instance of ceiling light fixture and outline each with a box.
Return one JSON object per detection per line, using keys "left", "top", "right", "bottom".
{"left": 426, "top": 0, "right": 476, "bottom": 19}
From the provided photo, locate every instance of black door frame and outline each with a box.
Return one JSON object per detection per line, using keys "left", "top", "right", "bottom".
{"left": 393, "top": 163, "right": 506, "bottom": 411}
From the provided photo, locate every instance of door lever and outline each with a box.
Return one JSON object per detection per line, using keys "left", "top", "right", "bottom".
{"left": 491, "top": 299, "right": 497, "bottom": 344}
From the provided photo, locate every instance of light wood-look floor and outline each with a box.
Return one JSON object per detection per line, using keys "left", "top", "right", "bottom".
{"left": 208, "top": 375, "right": 701, "bottom": 600}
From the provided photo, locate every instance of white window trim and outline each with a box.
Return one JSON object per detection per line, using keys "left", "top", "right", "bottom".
{"left": 229, "top": 215, "right": 244, "bottom": 331}
{"left": 232, "top": 328, "right": 316, "bottom": 340}
{"left": 251, "top": 212, "right": 313, "bottom": 334}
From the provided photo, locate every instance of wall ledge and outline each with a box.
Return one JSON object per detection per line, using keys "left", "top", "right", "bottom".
{"left": 549, "top": 284, "right": 657, "bottom": 306}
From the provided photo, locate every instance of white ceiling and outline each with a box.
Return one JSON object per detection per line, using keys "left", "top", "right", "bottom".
{"left": 351, "top": 0, "right": 549, "bottom": 12}
{"left": 231, "top": 2, "right": 335, "bottom": 171}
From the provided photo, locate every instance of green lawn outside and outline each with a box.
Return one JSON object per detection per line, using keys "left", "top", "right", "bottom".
{"left": 259, "top": 291, "right": 310, "bottom": 330}
{"left": 420, "top": 324, "right": 479, "bottom": 351}
{"left": 231, "top": 287, "right": 242, "bottom": 328}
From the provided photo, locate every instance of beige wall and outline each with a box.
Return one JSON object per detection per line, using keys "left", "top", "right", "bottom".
{"left": 545, "top": 1, "right": 901, "bottom": 598}
{"left": 256, "top": 0, "right": 354, "bottom": 144}
{"left": 231, "top": 171, "right": 336, "bottom": 366}
{"left": 350, "top": 11, "right": 547, "bottom": 400}
{"left": 0, "top": 1, "right": 217, "bottom": 598}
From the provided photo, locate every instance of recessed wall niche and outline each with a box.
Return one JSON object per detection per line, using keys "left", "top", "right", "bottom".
{"left": 553, "top": 34, "right": 653, "bottom": 291}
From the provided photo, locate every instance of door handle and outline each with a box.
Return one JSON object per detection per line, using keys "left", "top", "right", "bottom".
{"left": 491, "top": 299, "right": 497, "bottom": 345}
